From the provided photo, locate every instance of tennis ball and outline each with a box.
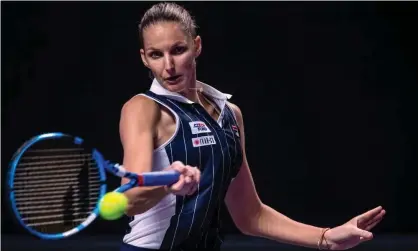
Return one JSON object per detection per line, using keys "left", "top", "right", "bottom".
{"left": 98, "top": 192, "right": 128, "bottom": 220}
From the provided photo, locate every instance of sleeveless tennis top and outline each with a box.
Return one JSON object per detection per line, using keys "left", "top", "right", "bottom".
{"left": 122, "top": 79, "right": 243, "bottom": 250}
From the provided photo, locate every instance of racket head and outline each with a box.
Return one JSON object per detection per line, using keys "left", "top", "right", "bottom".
{"left": 7, "top": 132, "right": 107, "bottom": 239}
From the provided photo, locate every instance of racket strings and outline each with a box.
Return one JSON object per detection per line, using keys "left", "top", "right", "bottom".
{"left": 17, "top": 155, "right": 93, "bottom": 166}
{"left": 13, "top": 180, "right": 101, "bottom": 192}
{"left": 13, "top": 139, "right": 102, "bottom": 234}
{"left": 14, "top": 164, "right": 98, "bottom": 176}
{"left": 14, "top": 190, "right": 100, "bottom": 202}
{"left": 16, "top": 186, "right": 100, "bottom": 197}
{"left": 13, "top": 175, "right": 99, "bottom": 187}
{"left": 14, "top": 172, "right": 99, "bottom": 184}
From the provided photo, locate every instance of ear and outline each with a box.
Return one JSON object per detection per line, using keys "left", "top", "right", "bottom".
{"left": 140, "top": 48, "right": 149, "bottom": 68}
{"left": 194, "top": 35, "right": 202, "bottom": 58}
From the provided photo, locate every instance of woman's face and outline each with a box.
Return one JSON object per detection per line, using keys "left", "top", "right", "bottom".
{"left": 140, "top": 21, "right": 201, "bottom": 93}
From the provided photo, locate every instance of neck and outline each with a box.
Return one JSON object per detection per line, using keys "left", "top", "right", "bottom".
{"left": 178, "top": 73, "right": 201, "bottom": 103}
{"left": 180, "top": 88, "right": 200, "bottom": 103}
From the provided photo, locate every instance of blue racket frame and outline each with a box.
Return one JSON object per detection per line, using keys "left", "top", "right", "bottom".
{"left": 7, "top": 132, "right": 180, "bottom": 240}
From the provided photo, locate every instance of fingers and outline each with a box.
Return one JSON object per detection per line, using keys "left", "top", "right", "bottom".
{"left": 189, "top": 167, "right": 201, "bottom": 195}
{"left": 170, "top": 162, "right": 199, "bottom": 179}
{"left": 170, "top": 161, "right": 188, "bottom": 174}
{"left": 359, "top": 206, "right": 384, "bottom": 220}
{"left": 183, "top": 165, "right": 196, "bottom": 183}
{"left": 195, "top": 166, "right": 201, "bottom": 184}
{"left": 184, "top": 166, "right": 200, "bottom": 196}
{"left": 187, "top": 176, "right": 199, "bottom": 195}
{"left": 167, "top": 162, "right": 201, "bottom": 196}
{"left": 357, "top": 206, "right": 385, "bottom": 225}
{"left": 365, "top": 217, "right": 384, "bottom": 231}
{"left": 170, "top": 173, "right": 185, "bottom": 191}
{"left": 364, "top": 209, "right": 386, "bottom": 228}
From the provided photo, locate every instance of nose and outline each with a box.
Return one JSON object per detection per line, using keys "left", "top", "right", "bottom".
{"left": 164, "top": 54, "right": 175, "bottom": 73}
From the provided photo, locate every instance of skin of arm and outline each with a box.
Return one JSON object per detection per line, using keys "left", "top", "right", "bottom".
{"left": 119, "top": 95, "right": 170, "bottom": 216}
{"left": 225, "top": 103, "right": 326, "bottom": 249}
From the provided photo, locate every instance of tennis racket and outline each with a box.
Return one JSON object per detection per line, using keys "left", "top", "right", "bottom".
{"left": 7, "top": 132, "right": 181, "bottom": 240}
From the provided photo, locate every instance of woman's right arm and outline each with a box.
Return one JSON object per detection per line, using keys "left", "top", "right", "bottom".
{"left": 119, "top": 95, "right": 170, "bottom": 216}
{"left": 119, "top": 95, "right": 200, "bottom": 216}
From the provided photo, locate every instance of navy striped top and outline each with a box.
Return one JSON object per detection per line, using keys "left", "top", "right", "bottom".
{"left": 123, "top": 79, "right": 243, "bottom": 251}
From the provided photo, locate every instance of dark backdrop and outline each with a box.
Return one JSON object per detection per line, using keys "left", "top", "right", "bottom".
{"left": 2, "top": 1, "right": 417, "bottom": 238}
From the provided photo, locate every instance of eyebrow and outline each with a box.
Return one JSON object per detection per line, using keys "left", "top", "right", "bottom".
{"left": 146, "top": 41, "right": 187, "bottom": 52}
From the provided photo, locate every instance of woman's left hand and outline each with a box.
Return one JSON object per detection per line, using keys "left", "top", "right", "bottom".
{"left": 322, "top": 206, "right": 386, "bottom": 250}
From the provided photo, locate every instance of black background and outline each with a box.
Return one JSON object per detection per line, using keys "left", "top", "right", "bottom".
{"left": 2, "top": 1, "right": 417, "bottom": 238}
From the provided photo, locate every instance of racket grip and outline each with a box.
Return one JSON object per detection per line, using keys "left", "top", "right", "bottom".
{"left": 140, "top": 170, "right": 181, "bottom": 186}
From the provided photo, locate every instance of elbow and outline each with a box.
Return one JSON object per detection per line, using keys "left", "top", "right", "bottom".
{"left": 234, "top": 215, "right": 258, "bottom": 236}
{"left": 125, "top": 206, "right": 145, "bottom": 217}
{"left": 232, "top": 203, "right": 264, "bottom": 236}
{"left": 125, "top": 210, "right": 136, "bottom": 217}
{"left": 236, "top": 222, "right": 255, "bottom": 236}
{"left": 123, "top": 188, "right": 165, "bottom": 216}
{"left": 123, "top": 191, "right": 148, "bottom": 216}
{"left": 125, "top": 199, "right": 154, "bottom": 216}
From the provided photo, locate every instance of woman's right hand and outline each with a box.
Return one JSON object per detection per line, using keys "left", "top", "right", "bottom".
{"left": 165, "top": 161, "right": 201, "bottom": 196}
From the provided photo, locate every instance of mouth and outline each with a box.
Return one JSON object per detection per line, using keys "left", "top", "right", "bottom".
{"left": 164, "top": 75, "right": 182, "bottom": 83}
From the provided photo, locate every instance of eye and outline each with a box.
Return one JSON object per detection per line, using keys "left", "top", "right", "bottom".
{"left": 172, "top": 46, "right": 187, "bottom": 55}
{"left": 148, "top": 51, "right": 163, "bottom": 59}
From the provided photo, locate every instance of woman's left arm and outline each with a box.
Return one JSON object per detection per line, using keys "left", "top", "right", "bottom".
{"left": 224, "top": 103, "right": 386, "bottom": 250}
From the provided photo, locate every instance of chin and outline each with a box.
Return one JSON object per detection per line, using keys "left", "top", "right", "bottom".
{"left": 163, "top": 80, "right": 187, "bottom": 93}
{"left": 165, "top": 85, "right": 185, "bottom": 93}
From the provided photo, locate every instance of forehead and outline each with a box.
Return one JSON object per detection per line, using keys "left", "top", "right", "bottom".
{"left": 142, "top": 22, "right": 189, "bottom": 49}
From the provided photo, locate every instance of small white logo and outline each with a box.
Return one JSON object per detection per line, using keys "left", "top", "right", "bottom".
{"left": 192, "top": 135, "right": 216, "bottom": 147}
{"left": 189, "top": 121, "right": 211, "bottom": 134}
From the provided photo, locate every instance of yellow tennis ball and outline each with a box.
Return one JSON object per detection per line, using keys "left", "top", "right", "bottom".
{"left": 98, "top": 192, "right": 128, "bottom": 220}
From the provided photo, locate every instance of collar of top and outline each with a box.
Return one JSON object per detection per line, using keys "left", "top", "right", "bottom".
{"left": 149, "top": 78, "right": 232, "bottom": 111}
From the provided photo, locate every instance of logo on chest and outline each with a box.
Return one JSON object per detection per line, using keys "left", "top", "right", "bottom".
{"left": 189, "top": 121, "right": 211, "bottom": 134}
{"left": 192, "top": 135, "right": 216, "bottom": 147}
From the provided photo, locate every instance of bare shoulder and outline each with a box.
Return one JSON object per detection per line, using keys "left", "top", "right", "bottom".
{"left": 121, "top": 94, "right": 159, "bottom": 115}
{"left": 120, "top": 94, "right": 161, "bottom": 131}
{"left": 121, "top": 95, "right": 159, "bottom": 118}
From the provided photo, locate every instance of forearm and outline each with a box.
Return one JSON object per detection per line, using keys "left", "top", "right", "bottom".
{"left": 245, "top": 204, "right": 326, "bottom": 249}
{"left": 124, "top": 186, "right": 169, "bottom": 216}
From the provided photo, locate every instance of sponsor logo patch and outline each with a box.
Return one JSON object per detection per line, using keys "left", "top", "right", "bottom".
{"left": 189, "top": 121, "right": 211, "bottom": 134}
{"left": 231, "top": 125, "right": 240, "bottom": 137}
{"left": 192, "top": 135, "right": 216, "bottom": 147}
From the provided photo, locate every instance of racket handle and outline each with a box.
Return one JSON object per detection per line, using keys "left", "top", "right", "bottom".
{"left": 140, "top": 170, "right": 181, "bottom": 186}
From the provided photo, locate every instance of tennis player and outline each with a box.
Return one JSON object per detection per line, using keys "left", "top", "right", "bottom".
{"left": 119, "top": 3, "right": 385, "bottom": 251}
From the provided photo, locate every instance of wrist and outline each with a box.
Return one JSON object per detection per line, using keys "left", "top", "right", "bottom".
{"left": 317, "top": 228, "right": 331, "bottom": 250}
